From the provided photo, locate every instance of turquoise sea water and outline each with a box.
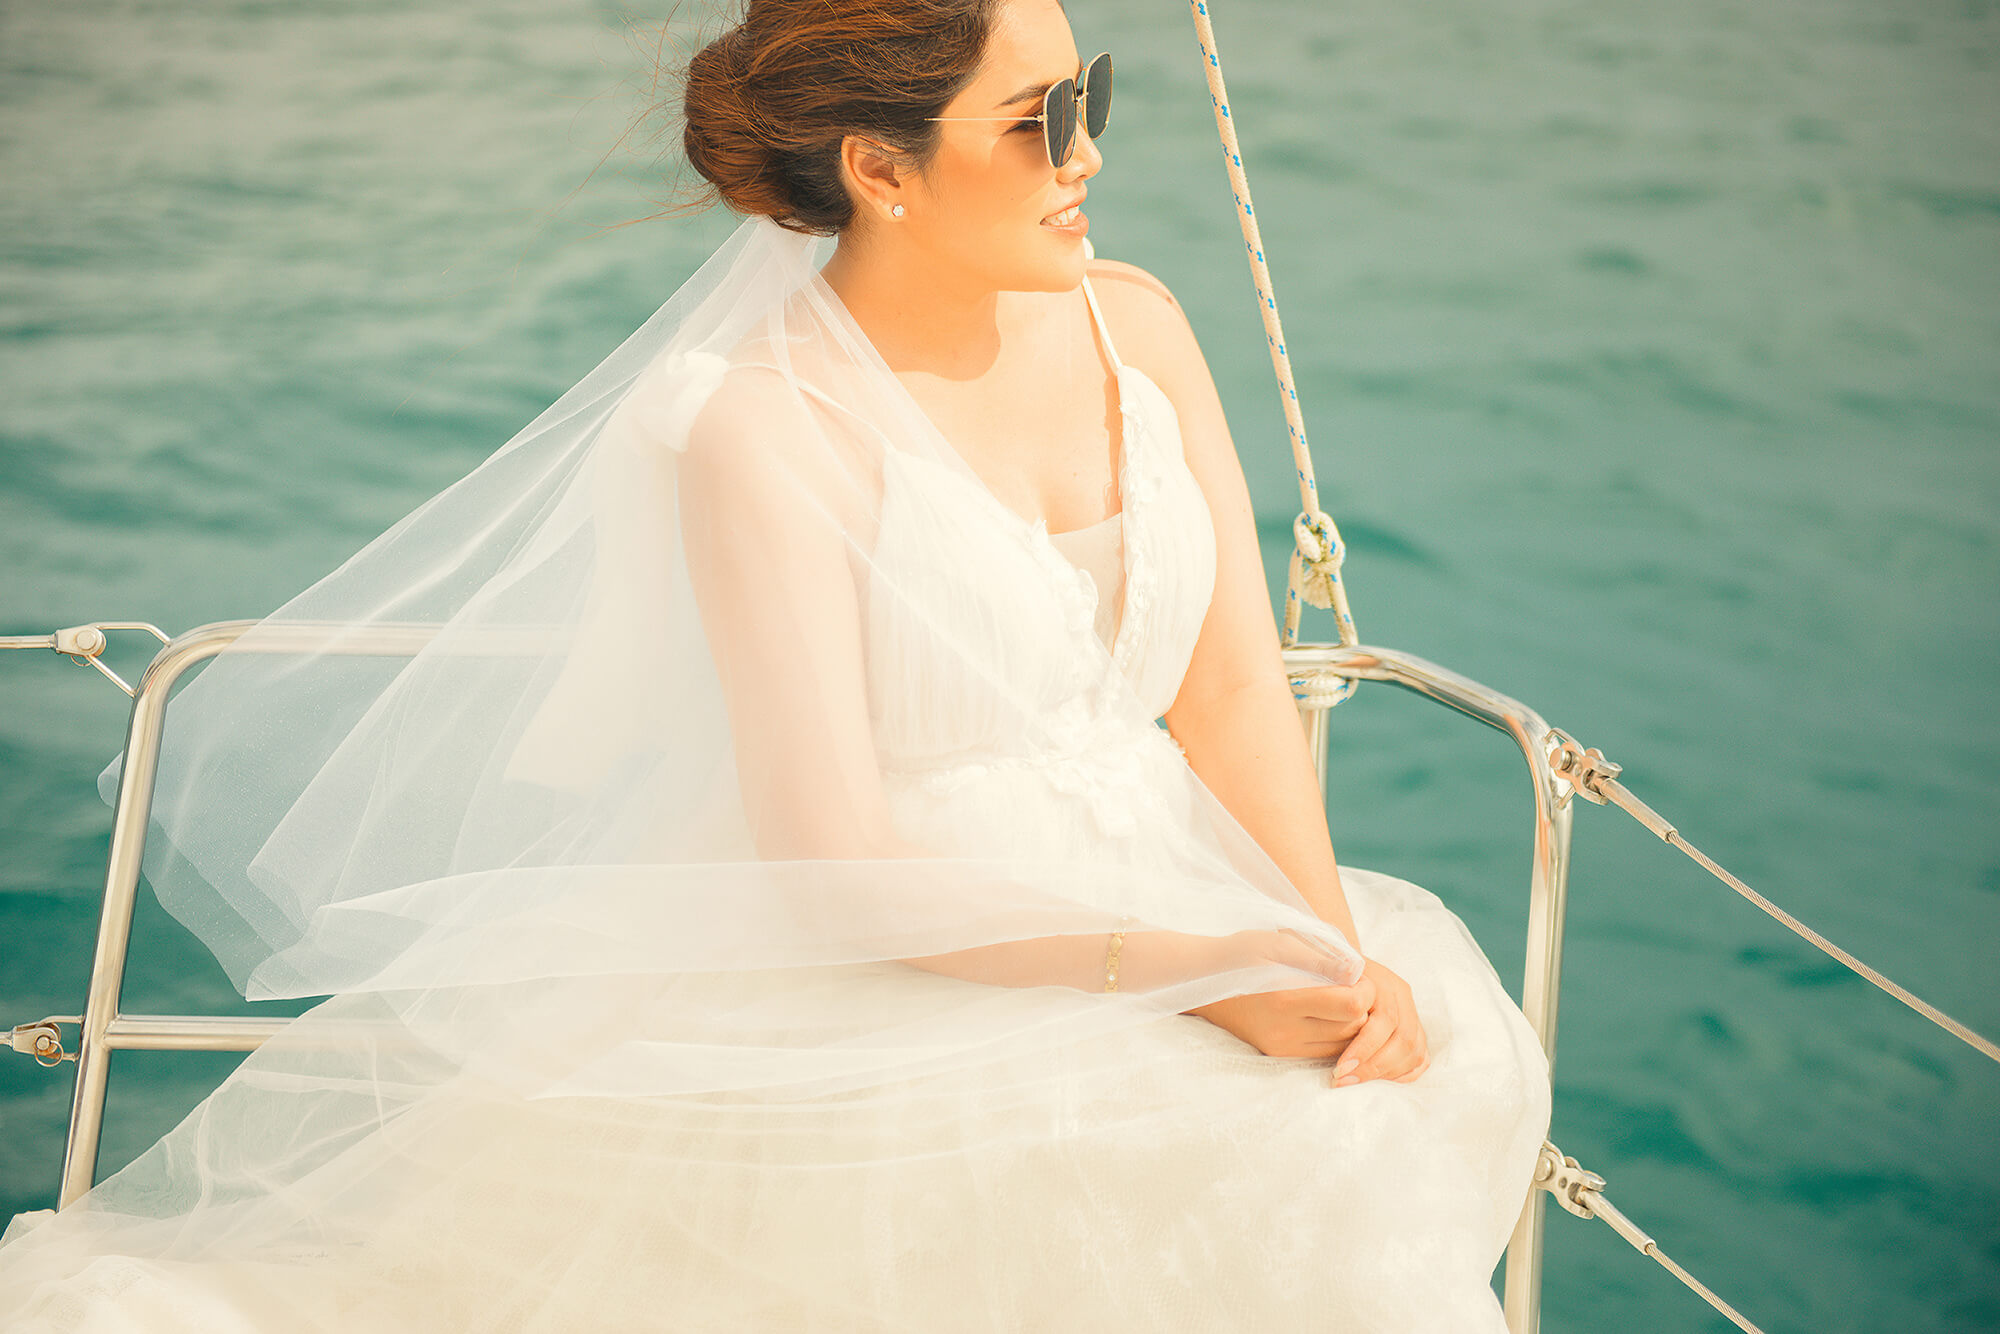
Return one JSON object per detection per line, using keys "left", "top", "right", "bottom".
{"left": 2, "top": 2, "right": 1995, "bottom": 1329}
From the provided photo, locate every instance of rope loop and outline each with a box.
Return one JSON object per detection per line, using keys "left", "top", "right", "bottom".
{"left": 1291, "top": 509, "right": 1340, "bottom": 565}
{"left": 1291, "top": 509, "right": 1346, "bottom": 610}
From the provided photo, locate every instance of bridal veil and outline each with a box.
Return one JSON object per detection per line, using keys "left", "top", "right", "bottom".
{"left": 0, "top": 211, "right": 1383, "bottom": 1294}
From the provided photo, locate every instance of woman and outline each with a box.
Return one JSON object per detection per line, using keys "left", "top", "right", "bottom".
{"left": 0, "top": 0, "right": 1550, "bottom": 1328}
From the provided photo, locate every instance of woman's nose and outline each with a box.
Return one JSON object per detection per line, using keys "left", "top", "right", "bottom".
{"left": 1064, "top": 119, "right": 1112, "bottom": 181}
{"left": 1063, "top": 126, "right": 1103, "bottom": 180}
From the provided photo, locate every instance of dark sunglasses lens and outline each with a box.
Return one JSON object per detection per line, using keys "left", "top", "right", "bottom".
{"left": 1046, "top": 80, "right": 1079, "bottom": 167}
{"left": 1083, "top": 54, "right": 1112, "bottom": 138}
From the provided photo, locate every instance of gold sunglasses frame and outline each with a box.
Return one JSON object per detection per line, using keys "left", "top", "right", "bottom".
{"left": 924, "top": 51, "right": 1113, "bottom": 169}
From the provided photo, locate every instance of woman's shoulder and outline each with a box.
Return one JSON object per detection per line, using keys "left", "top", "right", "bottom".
{"left": 1083, "top": 256, "right": 1196, "bottom": 384}
{"left": 1083, "top": 256, "right": 1214, "bottom": 436}
{"left": 1084, "top": 256, "right": 1185, "bottom": 334}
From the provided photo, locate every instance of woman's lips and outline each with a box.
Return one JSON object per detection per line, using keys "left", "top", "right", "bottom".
{"left": 1040, "top": 205, "right": 1088, "bottom": 235}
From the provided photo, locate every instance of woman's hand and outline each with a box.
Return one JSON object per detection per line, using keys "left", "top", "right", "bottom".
{"left": 1328, "top": 958, "right": 1429, "bottom": 1087}
{"left": 1184, "top": 948, "right": 1430, "bottom": 1086}
{"left": 1182, "top": 929, "right": 1377, "bottom": 1060}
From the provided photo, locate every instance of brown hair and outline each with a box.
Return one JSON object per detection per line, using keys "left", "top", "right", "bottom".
{"left": 646, "top": 0, "right": 1007, "bottom": 236}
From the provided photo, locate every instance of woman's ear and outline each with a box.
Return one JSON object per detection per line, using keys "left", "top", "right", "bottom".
{"left": 840, "top": 134, "right": 907, "bottom": 218}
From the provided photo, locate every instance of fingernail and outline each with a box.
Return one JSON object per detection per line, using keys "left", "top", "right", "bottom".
{"left": 1333, "top": 1059, "right": 1355, "bottom": 1077}
{"left": 1334, "top": 1075, "right": 1358, "bottom": 1088}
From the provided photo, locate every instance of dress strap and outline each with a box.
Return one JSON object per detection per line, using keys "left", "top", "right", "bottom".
{"left": 1079, "top": 273, "right": 1124, "bottom": 373}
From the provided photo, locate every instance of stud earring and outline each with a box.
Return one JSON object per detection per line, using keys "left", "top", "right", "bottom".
{"left": 891, "top": 204, "right": 905, "bottom": 218}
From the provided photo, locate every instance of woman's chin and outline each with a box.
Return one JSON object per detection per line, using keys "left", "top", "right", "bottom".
{"left": 1025, "top": 237, "right": 1090, "bottom": 290}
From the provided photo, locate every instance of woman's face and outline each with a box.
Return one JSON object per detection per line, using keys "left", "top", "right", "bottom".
{"left": 893, "top": 0, "right": 1105, "bottom": 293}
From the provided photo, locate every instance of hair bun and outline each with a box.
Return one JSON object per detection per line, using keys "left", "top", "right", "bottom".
{"left": 681, "top": 25, "right": 795, "bottom": 223}
{"left": 652, "top": 0, "right": 998, "bottom": 237}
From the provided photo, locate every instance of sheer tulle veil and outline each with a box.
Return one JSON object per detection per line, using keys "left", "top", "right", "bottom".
{"left": 0, "top": 209, "right": 1377, "bottom": 1304}
{"left": 100, "top": 209, "right": 1361, "bottom": 1013}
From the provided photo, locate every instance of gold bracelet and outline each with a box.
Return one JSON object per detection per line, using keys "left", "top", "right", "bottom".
{"left": 1103, "top": 919, "right": 1131, "bottom": 993}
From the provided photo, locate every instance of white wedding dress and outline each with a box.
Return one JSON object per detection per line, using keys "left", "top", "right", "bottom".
{"left": 1, "top": 260, "right": 1551, "bottom": 1333}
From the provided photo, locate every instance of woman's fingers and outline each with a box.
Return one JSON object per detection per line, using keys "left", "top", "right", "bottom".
{"left": 1328, "top": 1008, "right": 1394, "bottom": 1087}
{"left": 1296, "top": 979, "right": 1372, "bottom": 1032}
{"left": 1389, "top": 1055, "right": 1430, "bottom": 1084}
{"left": 1347, "top": 1029, "right": 1424, "bottom": 1084}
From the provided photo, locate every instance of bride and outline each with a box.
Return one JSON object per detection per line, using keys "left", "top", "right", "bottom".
{"left": 0, "top": 0, "right": 1550, "bottom": 1329}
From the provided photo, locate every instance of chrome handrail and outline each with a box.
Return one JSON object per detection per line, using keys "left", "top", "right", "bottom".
{"left": 1289, "top": 644, "right": 1573, "bottom": 1334}
{"left": 61, "top": 619, "right": 476, "bottom": 1205}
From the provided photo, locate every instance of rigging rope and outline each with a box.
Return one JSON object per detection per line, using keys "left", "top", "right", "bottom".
{"left": 1187, "top": 1, "right": 1359, "bottom": 689}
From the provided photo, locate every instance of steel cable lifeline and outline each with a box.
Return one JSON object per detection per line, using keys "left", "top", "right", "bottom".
{"left": 1549, "top": 733, "right": 2000, "bottom": 1065}
{"left": 1186, "top": 0, "right": 1358, "bottom": 707}
{"left": 1535, "top": 1143, "right": 1769, "bottom": 1334}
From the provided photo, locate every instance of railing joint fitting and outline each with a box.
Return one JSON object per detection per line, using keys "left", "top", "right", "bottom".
{"left": 1547, "top": 728, "right": 1621, "bottom": 809}
{"left": 8, "top": 1017, "right": 78, "bottom": 1067}
{"left": 1533, "top": 1139, "right": 1607, "bottom": 1219}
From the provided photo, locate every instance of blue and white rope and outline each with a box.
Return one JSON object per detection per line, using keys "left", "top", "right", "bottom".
{"left": 1187, "top": 2, "right": 1358, "bottom": 706}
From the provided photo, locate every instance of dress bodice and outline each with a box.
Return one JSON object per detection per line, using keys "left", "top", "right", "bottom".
{"left": 861, "top": 273, "right": 1219, "bottom": 842}
{"left": 1046, "top": 512, "right": 1124, "bottom": 652}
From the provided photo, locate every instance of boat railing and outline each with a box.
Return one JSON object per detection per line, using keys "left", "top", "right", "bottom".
{"left": 8, "top": 619, "right": 1993, "bottom": 1334}
{"left": 1287, "top": 643, "right": 1572, "bottom": 1333}
{"left": 5, "top": 620, "right": 1577, "bottom": 1327}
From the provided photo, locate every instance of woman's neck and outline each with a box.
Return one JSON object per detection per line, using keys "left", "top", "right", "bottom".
{"left": 817, "top": 240, "right": 1013, "bottom": 382}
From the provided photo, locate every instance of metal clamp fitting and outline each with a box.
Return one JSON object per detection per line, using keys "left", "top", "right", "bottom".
{"left": 1533, "top": 1140, "right": 1608, "bottom": 1219}
{"left": 1547, "top": 728, "right": 1621, "bottom": 808}
{"left": 8, "top": 1019, "right": 75, "bottom": 1068}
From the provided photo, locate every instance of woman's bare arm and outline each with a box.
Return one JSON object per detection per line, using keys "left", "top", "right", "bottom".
{"left": 1086, "top": 264, "right": 1438, "bottom": 1083}
{"left": 1087, "top": 260, "right": 1362, "bottom": 954}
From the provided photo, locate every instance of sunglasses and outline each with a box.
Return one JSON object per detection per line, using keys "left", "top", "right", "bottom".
{"left": 926, "top": 51, "right": 1112, "bottom": 169}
